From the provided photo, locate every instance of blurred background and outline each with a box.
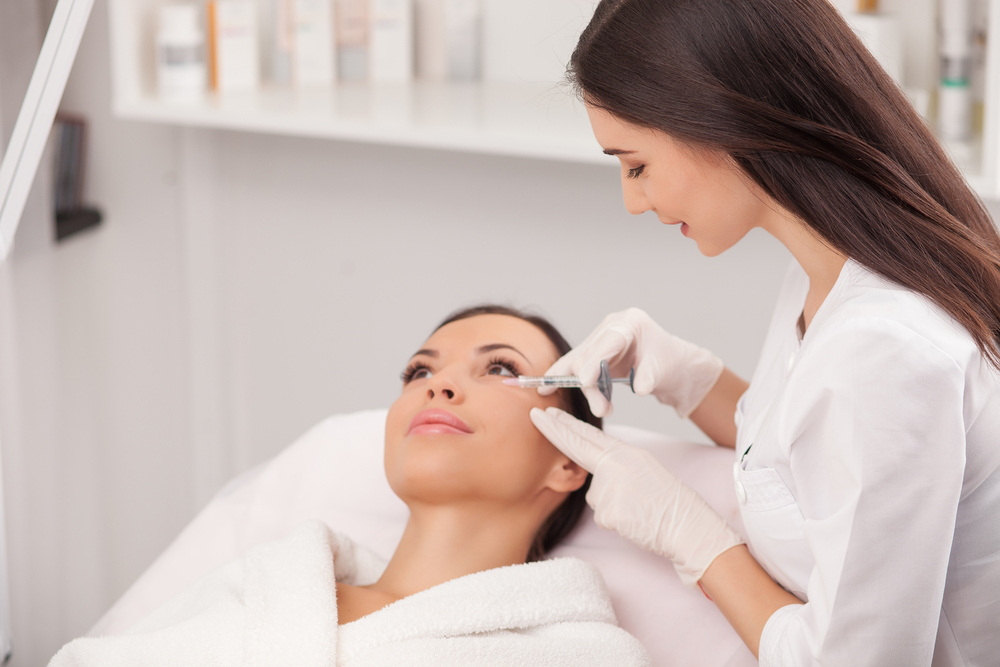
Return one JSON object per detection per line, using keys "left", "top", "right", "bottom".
{"left": 1, "top": 0, "right": 997, "bottom": 663}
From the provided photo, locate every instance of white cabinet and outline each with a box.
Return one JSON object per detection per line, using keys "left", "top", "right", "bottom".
{"left": 107, "top": 0, "right": 1000, "bottom": 197}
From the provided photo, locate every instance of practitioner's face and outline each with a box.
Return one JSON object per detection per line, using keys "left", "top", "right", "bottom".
{"left": 586, "top": 104, "right": 774, "bottom": 257}
{"left": 385, "top": 314, "right": 587, "bottom": 509}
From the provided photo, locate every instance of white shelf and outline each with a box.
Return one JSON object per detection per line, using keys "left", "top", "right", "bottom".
{"left": 112, "top": 80, "right": 999, "bottom": 197}
{"left": 113, "top": 82, "right": 619, "bottom": 166}
{"left": 107, "top": 0, "right": 1000, "bottom": 197}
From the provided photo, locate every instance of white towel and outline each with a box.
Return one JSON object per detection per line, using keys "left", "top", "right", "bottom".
{"left": 50, "top": 521, "right": 651, "bottom": 667}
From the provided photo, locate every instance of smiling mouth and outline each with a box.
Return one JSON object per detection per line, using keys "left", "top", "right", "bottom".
{"left": 407, "top": 409, "right": 473, "bottom": 436}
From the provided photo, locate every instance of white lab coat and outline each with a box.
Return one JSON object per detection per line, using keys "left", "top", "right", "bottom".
{"left": 736, "top": 259, "right": 1000, "bottom": 666}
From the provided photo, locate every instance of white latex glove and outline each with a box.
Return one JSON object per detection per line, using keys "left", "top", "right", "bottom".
{"left": 531, "top": 406, "right": 744, "bottom": 587}
{"left": 542, "top": 308, "right": 723, "bottom": 418}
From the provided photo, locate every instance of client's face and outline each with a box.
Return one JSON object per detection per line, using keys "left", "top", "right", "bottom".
{"left": 385, "top": 314, "right": 582, "bottom": 508}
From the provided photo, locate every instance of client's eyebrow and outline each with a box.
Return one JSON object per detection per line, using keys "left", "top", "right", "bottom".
{"left": 476, "top": 343, "right": 529, "bottom": 362}
{"left": 603, "top": 148, "right": 636, "bottom": 156}
{"left": 410, "top": 349, "right": 439, "bottom": 359}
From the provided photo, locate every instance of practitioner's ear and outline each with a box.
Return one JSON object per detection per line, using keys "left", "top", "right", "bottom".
{"left": 544, "top": 456, "right": 588, "bottom": 493}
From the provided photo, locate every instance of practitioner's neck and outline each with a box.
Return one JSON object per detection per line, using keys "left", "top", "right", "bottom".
{"left": 370, "top": 502, "right": 542, "bottom": 599}
{"left": 761, "top": 207, "right": 847, "bottom": 330}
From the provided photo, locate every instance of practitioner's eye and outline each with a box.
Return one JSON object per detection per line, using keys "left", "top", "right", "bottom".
{"left": 486, "top": 357, "right": 520, "bottom": 378}
{"left": 401, "top": 362, "right": 433, "bottom": 384}
{"left": 626, "top": 164, "right": 645, "bottom": 180}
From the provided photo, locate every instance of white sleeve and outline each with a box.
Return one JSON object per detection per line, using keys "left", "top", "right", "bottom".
{"left": 758, "top": 318, "right": 967, "bottom": 666}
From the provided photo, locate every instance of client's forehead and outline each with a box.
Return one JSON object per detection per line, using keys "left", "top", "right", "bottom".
{"left": 424, "top": 315, "right": 558, "bottom": 370}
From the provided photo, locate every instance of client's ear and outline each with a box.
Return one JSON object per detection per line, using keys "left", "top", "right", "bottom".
{"left": 545, "top": 456, "right": 589, "bottom": 493}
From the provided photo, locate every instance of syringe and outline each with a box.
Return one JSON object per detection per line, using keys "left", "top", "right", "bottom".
{"left": 503, "top": 360, "right": 635, "bottom": 403}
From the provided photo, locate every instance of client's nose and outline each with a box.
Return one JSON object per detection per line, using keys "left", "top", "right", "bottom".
{"left": 426, "top": 372, "right": 461, "bottom": 402}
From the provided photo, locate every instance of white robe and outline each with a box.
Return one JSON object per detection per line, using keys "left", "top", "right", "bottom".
{"left": 50, "top": 521, "right": 651, "bottom": 667}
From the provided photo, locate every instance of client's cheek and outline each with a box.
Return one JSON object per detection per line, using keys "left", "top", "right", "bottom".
{"left": 384, "top": 395, "right": 414, "bottom": 441}
{"left": 501, "top": 388, "right": 560, "bottom": 413}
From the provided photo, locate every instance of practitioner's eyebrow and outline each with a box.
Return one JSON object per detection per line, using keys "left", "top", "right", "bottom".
{"left": 410, "top": 349, "right": 439, "bottom": 359}
{"left": 475, "top": 344, "right": 530, "bottom": 363}
{"left": 603, "top": 148, "right": 636, "bottom": 156}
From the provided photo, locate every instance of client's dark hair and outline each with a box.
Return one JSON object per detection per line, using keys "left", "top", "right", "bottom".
{"left": 434, "top": 304, "right": 600, "bottom": 562}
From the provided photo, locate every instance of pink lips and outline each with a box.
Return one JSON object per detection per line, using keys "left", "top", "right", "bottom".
{"left": 407, "top": 409, "right": 473, "bottom": 436}
{"left": 680, "top": 222, "right": 689, "bottom": 236}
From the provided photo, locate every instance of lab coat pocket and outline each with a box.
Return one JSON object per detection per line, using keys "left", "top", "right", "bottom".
{"left": 736, "top": 465, "right": 812, "bottom": 599}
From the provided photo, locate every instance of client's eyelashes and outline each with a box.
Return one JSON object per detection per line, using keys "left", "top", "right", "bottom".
{"left": 401, "top": 362, "right": 433, "bottom": 384}
{"left": 401, "top": 357, "right": 521, "bottom": 384}
{"left": 486, "top": 356, "right": 521, "bottom": 378}
{"left": 626, "top": 164, "right": 645, "bottom": 180}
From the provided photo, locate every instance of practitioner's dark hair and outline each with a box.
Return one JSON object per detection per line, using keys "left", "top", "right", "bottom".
{"left": 435, "top": 304, "right": 599, "bottom": 562}
{"left": 571, "top": 0, "right": 1000, "bottom": 368}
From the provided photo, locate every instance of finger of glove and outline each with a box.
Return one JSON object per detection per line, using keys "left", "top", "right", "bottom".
{"left": 544, "top": 314, "right": 635, "bottom": 393}
{"left": 576, "top": 310, "right": 628, "bottom": 348}
{"left": 544, "top": 345, "right": 583, "bottom": 377}
{"left": 585, "top": 450, "right": 668, "bottom": 550}
{"left": 538, "top": 347, "right": 584, "bottom": 396}
{"left": 576, "top": 328, "right": 633, "bottom": 388}
{"left": 577, "top": 309, "right": 645, "bottom": 354}
{"left": 529, "top": 407, "right": 615, "bottom": 471}
{"left": 581, "top": 385, "right": 613, "bottom": 418}
{"left": 632, "top": 353, "right": 667, "bottom": 397}
{"left": 542, "top": 351, "right": 614, "bottom": 415}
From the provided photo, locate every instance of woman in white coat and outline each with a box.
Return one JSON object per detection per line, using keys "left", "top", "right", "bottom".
{"left": 529, "top": 1, "right": 1000, "bottom": 665}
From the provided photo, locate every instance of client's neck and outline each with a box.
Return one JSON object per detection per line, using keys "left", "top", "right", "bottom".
{"left": 369, "top": 503, "right": 541, "bottom": 599}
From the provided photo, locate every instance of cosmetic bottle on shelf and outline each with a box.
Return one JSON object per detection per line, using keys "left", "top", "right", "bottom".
{"left": 370, "top": 0, "right": 413, "bottom": 83}
{"left": 156, "top": 4, "right": 207, "bottom": 102}
{"left": 844, "top": 11, "right": 902, "bottom": 85}
{"left": 207, "top": 0, "right": 260, "bottom": 92}
{"left": 829, "top": 0, "right": 879, "bottom": 13}
{"left": 939, "top": 0, "right": 974, "bottom": 142}
{"left": 446, "top": 0, "right": 479, "bottom": 80}
{"left": 269, "top": 0, "right": 294, "bottom": 85}
{"left": 336, "top": 0, "right": 369, "bottom": 81}
{"left": 293, "top": 0, "right": 336, "bottom": 86}
{"left": 415, "top": 0, "right": 480, "bottom": 81}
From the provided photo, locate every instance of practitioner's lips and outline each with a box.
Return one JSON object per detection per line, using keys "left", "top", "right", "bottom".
{"left": 407, "top": 409, "right": 473, "bottom": 436}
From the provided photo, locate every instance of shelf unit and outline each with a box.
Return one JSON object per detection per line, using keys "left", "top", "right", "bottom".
{"left": 107, "top": 0, "right": 1000, "bottom": 197}
{"left": 111, "top": 82, "right": 615, "bottom": 166}
{"left": 107, "top": 0, "right": 617, "bottom": 167}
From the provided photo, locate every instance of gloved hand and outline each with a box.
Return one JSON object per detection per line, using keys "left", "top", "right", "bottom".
{"left": 540, "top": 308, "right": 723, "bottom": 418}
{"left": 531, "top": 406, "right": 744, "bottom": 587}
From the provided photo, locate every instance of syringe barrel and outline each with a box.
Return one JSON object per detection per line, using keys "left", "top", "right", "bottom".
{"left": 504, "top": 376, "right": 581, "bottom": 388}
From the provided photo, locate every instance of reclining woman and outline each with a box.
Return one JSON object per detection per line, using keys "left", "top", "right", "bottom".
{"left": 50, "top": 305, "right": 651, "bottom": 667}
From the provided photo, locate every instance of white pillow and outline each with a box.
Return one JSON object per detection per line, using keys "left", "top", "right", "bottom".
{"left": 89, "top": 409, "right": 756, "bottom": 667}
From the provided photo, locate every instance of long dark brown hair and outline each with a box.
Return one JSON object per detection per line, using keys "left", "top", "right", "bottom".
{"left": 434, "top": 304, "right": 599, "bottom": 562}
{"left": 571, "top": 0, "right": 1000, "bottom": 367}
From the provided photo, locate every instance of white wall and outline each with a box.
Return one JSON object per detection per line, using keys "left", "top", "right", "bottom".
{"left": 3, "top": 0, "right": 999, "bottom": 664}
{"left": 1, "top": 0, "right": 195, "bottom": 663}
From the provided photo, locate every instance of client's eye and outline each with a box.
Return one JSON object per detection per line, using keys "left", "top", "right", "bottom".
{"left": 486, "top": 357, "right": 520, "bottom": 378}
{"left": 401, "top": 362, "right": 433, "bottom": 384}
{"left": 626, "top": 164, "right": 645, "bottom": 180}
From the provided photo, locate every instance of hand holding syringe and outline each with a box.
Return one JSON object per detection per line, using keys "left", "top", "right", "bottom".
{"left": 503, "top": 360, "right": 636, "bottom": 403}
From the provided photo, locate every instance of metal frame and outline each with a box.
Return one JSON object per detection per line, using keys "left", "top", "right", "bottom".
{"left": 0, "top": 0, "right": 95, "bottom": 659}
{"left": 0, "top": 0, "right": 95, "bottom": 262}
